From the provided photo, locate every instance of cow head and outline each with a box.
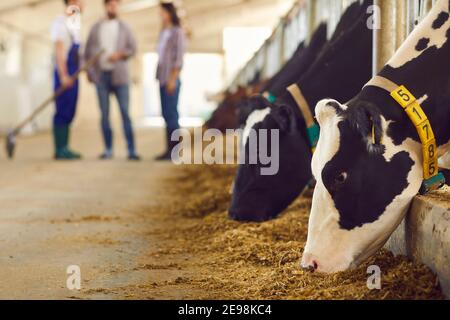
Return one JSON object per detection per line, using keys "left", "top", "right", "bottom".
{"left": 205, "top": 87, "right": 250, "bottom": 132}
{"left": 229, "top": 96, "right": 313, "bottom": 222}
{"left": 302, "top": 99, "right": 423, "bottom": 272}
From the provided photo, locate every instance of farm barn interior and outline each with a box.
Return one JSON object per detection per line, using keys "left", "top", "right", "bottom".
{"left": 0, "top": 0, "right": 449, "bottom": 302}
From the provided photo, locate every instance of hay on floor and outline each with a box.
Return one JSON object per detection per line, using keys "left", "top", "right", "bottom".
{"left": 151, "top": 164, "right": 443, "bottom": 300}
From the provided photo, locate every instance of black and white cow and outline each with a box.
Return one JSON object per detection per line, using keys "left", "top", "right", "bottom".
{"left": 235, "top": 23, "right": 329, "bottom": 128}
{"left": 264, "top": 23, "right": 328, "bottom": 98}
{"left": 237, "top": 24, "right": 328, "bottom": 139}
{"left": 302, "top": 0, "right": 450, "bottom": 273}
{"left": 260, "top": 42, "right": 306, "bottom": 96}
{"left": 229, "top": 0, "right": 373, "bottom": 222}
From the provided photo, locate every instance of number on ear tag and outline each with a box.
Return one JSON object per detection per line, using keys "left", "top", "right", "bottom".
{"left": 423, "top": 159, "right": 438, "bottom": 180}
{"left": 405, "top": 102, "right": 427, "bottom": 127}
{"left": 417, "top": 120, "right": 435, "bottom": 144}
{"left": 422, "top": 140, "right": 438, "bottom": 179}
{"left": 391, "top": 86, "right": 416, "bottom": 108}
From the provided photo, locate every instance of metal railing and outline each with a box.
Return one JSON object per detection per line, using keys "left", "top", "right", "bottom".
{"left": 228, "top": 0, "right": 436, "bottom": 92}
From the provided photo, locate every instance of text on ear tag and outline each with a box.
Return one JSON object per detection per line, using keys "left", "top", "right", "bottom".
{"left": 391, "top": 85, "right": 417, "bottom": 108}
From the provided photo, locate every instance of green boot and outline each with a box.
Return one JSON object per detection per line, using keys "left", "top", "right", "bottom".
{"left": 53, "top": 126, "right": 82, "bottom": 160}
{"left": 53, "top": 126, "right": 66, "bottom": 159}
{"left": 62, "top": 126, "right": 82, "bottom": 159}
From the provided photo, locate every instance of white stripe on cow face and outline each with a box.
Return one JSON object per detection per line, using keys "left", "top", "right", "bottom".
{"left": 242, "top": 107, "right": 271, "bottom": 147}
{"left": 304, "top": 100, "right": 424, "bottom": 273}
{"left": 312, "top": 99, "right": 343, "bottom": 179}
{"left": 388, "top": 0, "right": 450, "bottom": 68}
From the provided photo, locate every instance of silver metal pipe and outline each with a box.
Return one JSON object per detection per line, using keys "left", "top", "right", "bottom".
{"left": 373, "top": 0, "right": 397, "bottom": 73}
{"left": 307, "top": 0, "right": 318, "bottom": 42}
{"left": 396, "top": 0, "right": 407, "bottom": 49}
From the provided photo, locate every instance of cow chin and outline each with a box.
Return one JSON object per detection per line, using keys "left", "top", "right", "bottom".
{"left": 302, "top": 182, "right": 413, "bottom": 274}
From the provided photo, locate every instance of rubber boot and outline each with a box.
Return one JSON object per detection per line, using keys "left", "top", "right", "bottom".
{"left": 53, "top": 126, "right": 66, "bottom": 159}
{"left": 64, "top": 126, "right": 82, "bottom": 159}
{"left": 54, "top": 126, "right": 82, "bottom": 160}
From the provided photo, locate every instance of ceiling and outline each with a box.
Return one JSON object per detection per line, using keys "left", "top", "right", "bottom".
{"left": 0, "top": 0, "right": 295, "bottom": 53}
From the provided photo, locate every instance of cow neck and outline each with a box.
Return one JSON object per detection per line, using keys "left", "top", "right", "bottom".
{"left": 278, "top": 84, "right": 319, "bottom": 153}
{"left": 365, "top": 75, "right": 446, "bottom": 194}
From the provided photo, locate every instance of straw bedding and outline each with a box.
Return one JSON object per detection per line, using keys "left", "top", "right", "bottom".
{"left": 151, "top": 164, "right": 443, "bottom": 300}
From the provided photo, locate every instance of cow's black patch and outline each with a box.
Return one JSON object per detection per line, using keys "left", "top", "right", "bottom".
{"left": 322, "top": 120, "right": 413, "bottom": 230}
{"left": 442, "top": 169, "right": 450, "bottom": 183}
{"left": 238, "top": 95, "right": 272, "bottom": 126}
{"left": 346, "top": 100, "right": 384, "bottom": 149}
{"left": 415, "top": 38, "right": 430, "bottom": 51}
{"left": 229, "top": 104, "right": 313, "bottom": 222}
{"left": 326, "top": 101, "right": 345, "bottom": 115}
{"left": 432, "top": 11, "right": 449, "bottom": 29}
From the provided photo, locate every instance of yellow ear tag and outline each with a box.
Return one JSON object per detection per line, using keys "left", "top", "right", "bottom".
{"left": 423, "top": 141, "right": 438, "bottom": 179}
{"left": 389, "top": 84, "right": 446, "bottom": 193}
{"left": 391, "top": 85, "right": 416, "bottom": 108}
{"left": 370, "top": 119, "right": 382, "bottom": 145}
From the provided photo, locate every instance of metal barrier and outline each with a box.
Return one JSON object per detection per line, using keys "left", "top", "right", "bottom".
{"left": 227, "top": 0, "right": 436, "bottom": 92}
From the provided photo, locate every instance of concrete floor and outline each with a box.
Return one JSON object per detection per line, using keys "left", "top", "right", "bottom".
{"left": 0, "top": 123, "right": 191, "bottom": 299}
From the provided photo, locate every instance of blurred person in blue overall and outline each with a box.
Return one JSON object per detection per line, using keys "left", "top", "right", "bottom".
{"left": 51, "top": 0, "right": 84, "bottom": 160}
{"left": 155, "top": 2, "right": 186, "bottom": 161}
{"left": 85, "top": 0, "right": 140, "bottom": 161}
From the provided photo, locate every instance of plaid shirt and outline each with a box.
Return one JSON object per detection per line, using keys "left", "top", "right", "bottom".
{"left": 156, "top": 27, "right": 186, "bottom": 85}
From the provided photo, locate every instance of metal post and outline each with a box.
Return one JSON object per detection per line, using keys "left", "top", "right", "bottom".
{"left": 279, "top": 24, "right": 286, "bottom": 66}
{"left": 307, "top": 0, "right": 318, "bottom": 42}
{"left": 396, "top": 0, "right": 407, "bottom": 49}
{"left": 406, "top": 0, "right": 415, "bottom": 35}
{"left": 329, "top": 0, "right": 343, "bottom": 38}
{"left": 261, "top": 42, "right": 269, "bottom": 80}
{"left": 373, "top": 0, "right": 397, "bottom": 73}
{"left": 420, "top": 0, "right": 434, "bottom": 16}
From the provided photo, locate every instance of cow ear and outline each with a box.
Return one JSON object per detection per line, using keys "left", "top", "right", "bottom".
{"left": 270, "top": 105, "right": 297, "bottom": 133}
{"left": 238, "top": 95, "right": 272, "bottom": 126}
{"left": 315, "top": 99, "right": 342, "bottom": 126}
{"left": 347, "top": 101, "right": 386, "bottom": 155}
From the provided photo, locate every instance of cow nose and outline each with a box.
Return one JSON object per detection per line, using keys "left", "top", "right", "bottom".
{"left": 301, "top": 253, "right": 319, "bottom": 272}
{"left": 301, "top": 261, "right": 318, "bottom": 272}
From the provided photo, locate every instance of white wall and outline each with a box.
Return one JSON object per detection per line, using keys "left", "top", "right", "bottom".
{"left": 0, "top": 26, "right": 53, "bottom": 135}
{"left": 142, "top": 52, "right": 224, "bottom": 126}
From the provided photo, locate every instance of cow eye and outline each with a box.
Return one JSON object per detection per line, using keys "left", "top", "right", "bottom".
{"left": 335, "top": 172, "right": 348, "bottom": 185}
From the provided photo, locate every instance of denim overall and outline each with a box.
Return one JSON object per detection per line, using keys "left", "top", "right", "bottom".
{"left": 53, "top": 41, "right": 81, "bottom": 159}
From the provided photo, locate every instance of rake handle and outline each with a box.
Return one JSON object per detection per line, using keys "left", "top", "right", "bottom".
{"left": 11, "top": 50, "right": 104, "bottom": 136}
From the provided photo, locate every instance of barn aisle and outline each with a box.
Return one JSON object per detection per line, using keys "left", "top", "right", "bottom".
{"left": 0, "top": 123, "right": 198, "bottom": 299}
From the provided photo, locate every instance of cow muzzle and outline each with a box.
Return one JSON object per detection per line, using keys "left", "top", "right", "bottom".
{"left": 301, "top": 253, "right": 319, "bottom": 273}
{"left": 301, "top": 251, "right": 355, "bottom": 274}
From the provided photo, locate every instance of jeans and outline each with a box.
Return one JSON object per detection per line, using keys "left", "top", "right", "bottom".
{"left": 96, "top": 72, "right": 137, "bottom": 156}
{"left": 160, "top": 79, "right": 181, "bottom": 132}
